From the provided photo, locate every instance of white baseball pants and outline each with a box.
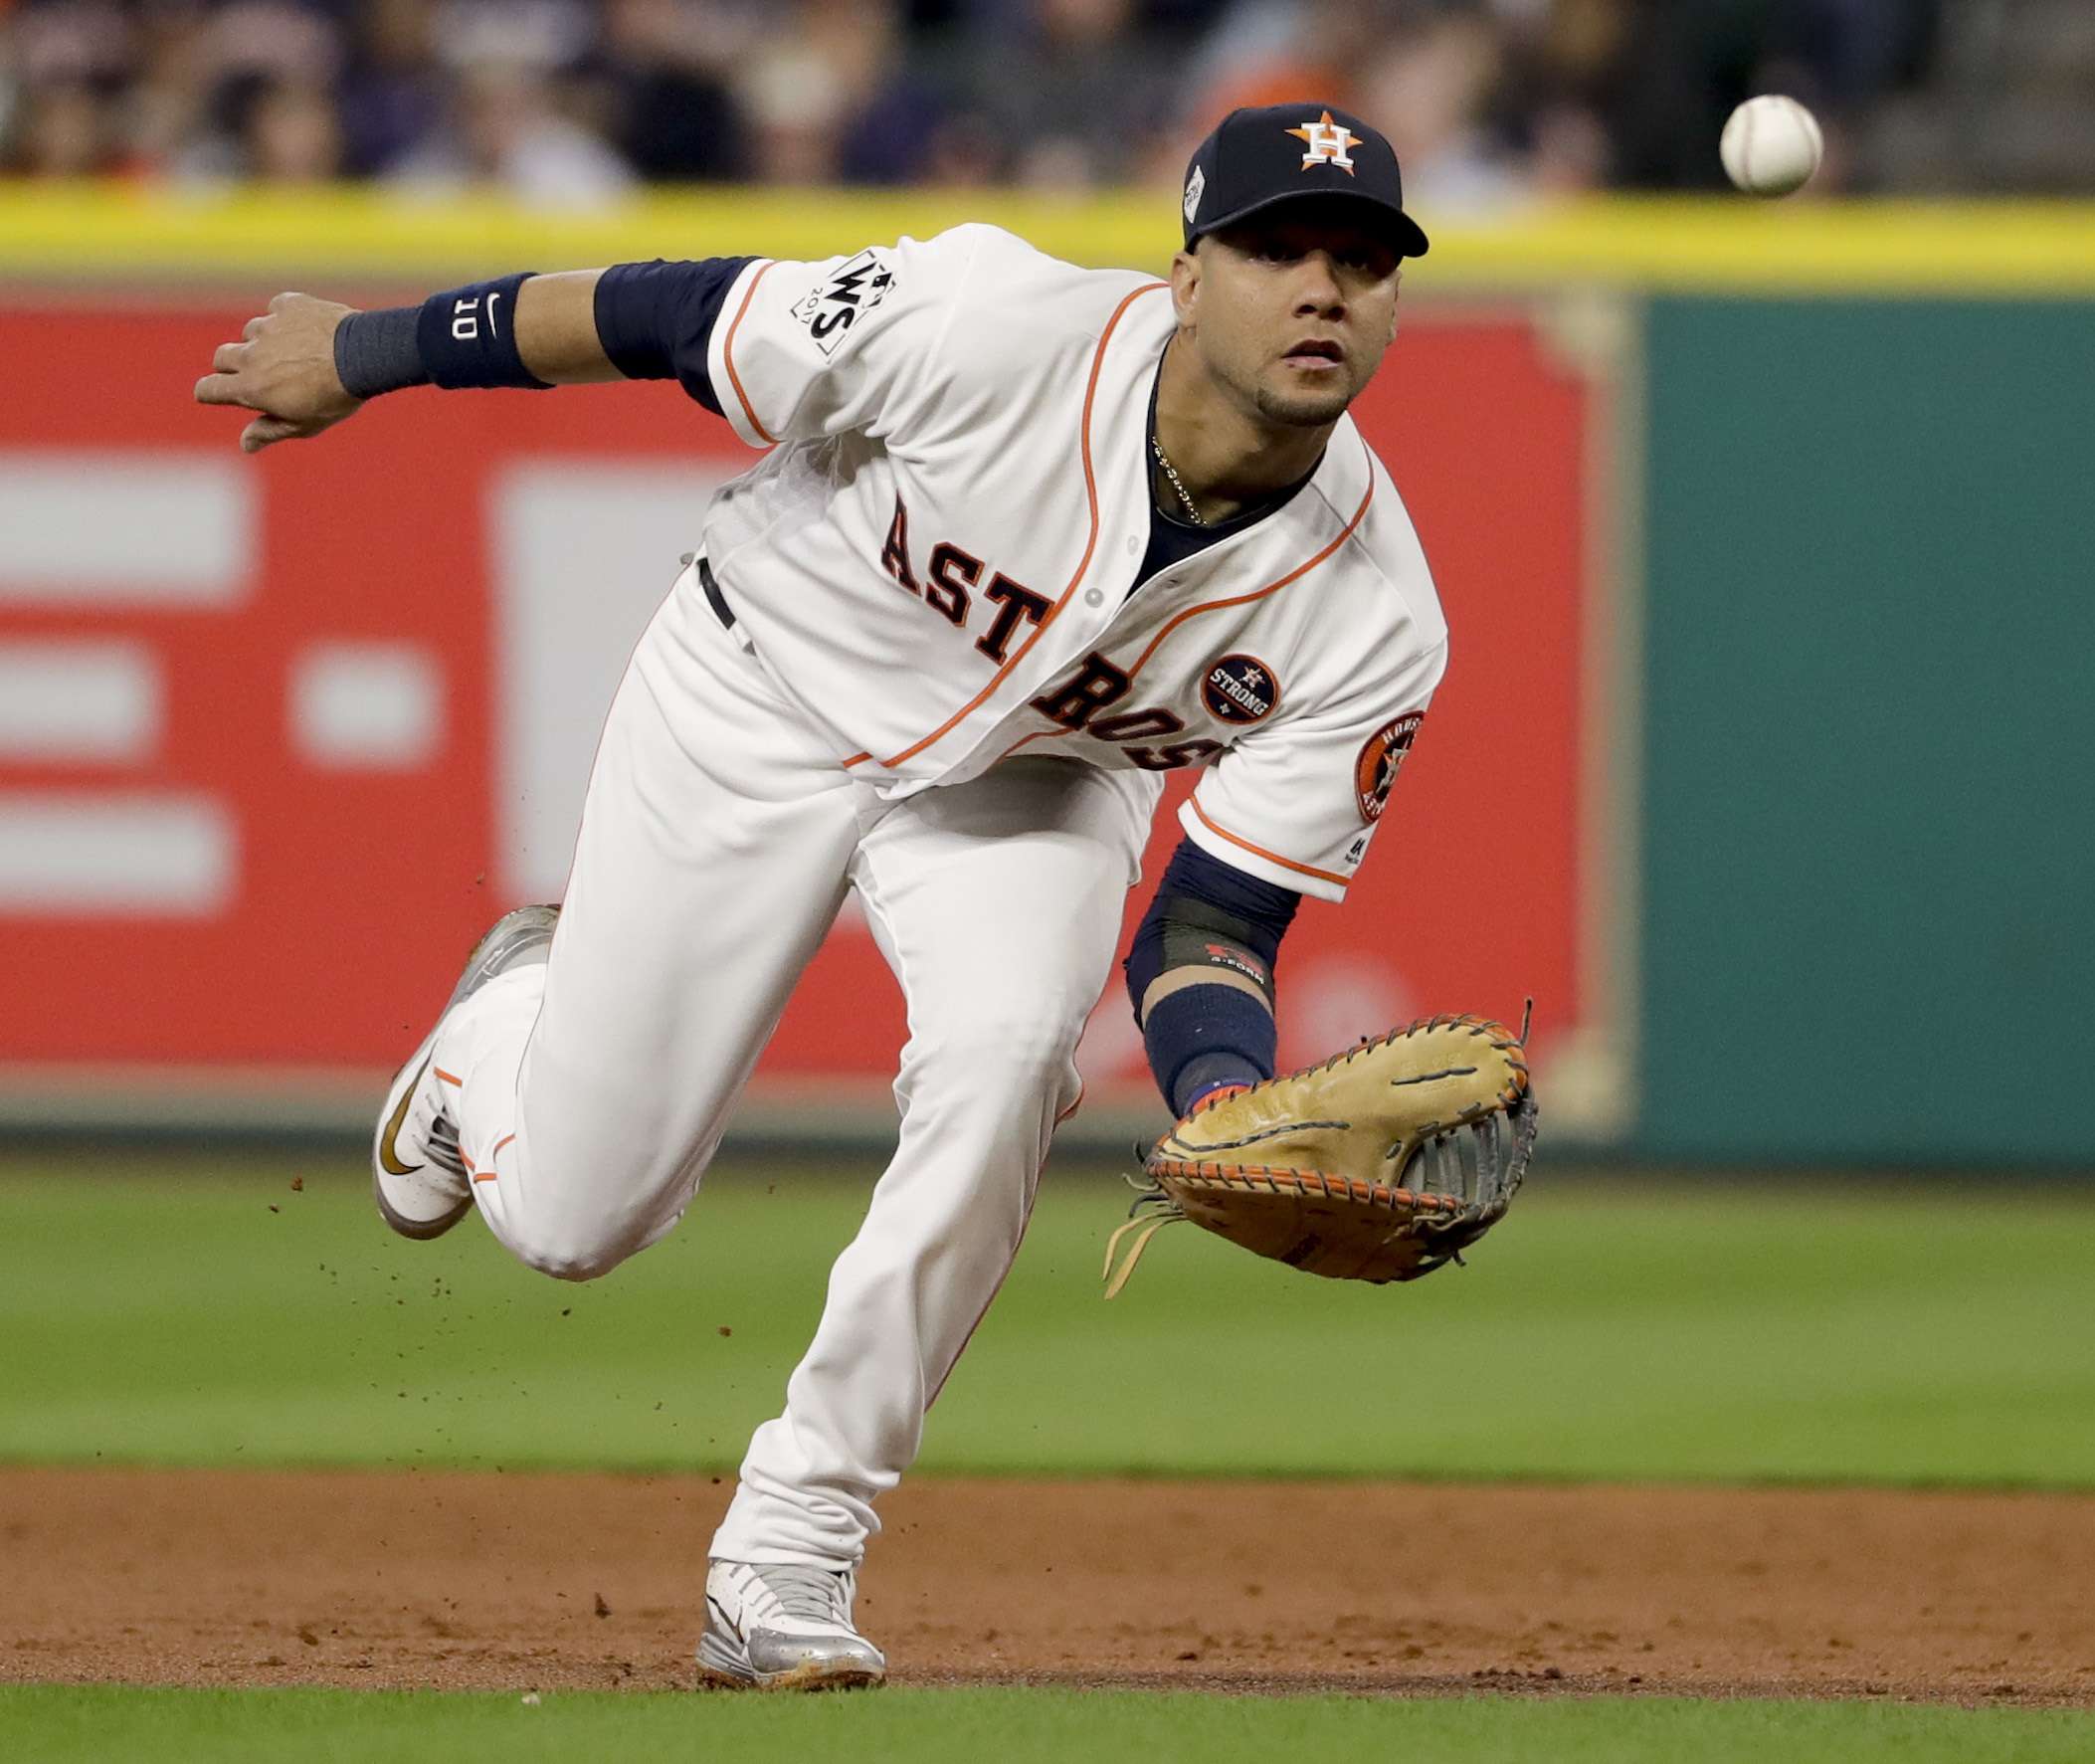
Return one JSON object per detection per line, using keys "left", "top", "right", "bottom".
{"left": 432, "top": 565, "right": 1157, "bottom": 1568}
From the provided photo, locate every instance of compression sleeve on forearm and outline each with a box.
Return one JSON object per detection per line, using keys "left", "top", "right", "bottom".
{"left": 330, "top": 258, "right": 757, "bottom": 405}
{"left": 593, "top": 257, "right": 758, "bottom": 415}
{"left": 1125, "top": 838, "right": 1300, "bottom": 1115}
{"left": 1142, "top": 986, "right": 1277, "bottom": 1116}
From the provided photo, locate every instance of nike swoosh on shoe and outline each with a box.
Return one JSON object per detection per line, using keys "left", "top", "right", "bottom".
{"left": 377, "top": 1055, "right": 431, "bottom": 1176}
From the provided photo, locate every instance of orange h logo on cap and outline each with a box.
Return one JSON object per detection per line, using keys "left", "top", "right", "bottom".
{"left": 1287, "top": 110, "right": 1357, "bottom": 174}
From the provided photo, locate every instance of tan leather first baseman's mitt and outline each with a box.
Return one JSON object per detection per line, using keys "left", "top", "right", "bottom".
{"left": 1103, "top": 1012, "right": 1537, "bottom": 1297}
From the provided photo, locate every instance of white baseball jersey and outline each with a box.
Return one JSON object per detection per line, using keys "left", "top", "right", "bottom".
{"left": 392, "top": 220, "right": 1453, "bottom": 1581}
{"left": 698, "top": 223, "right": 1447, "bottom": 900}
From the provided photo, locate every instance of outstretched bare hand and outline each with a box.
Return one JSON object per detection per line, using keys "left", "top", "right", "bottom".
{"left": 194, "top": 293, "right": 363, "bottom": 454}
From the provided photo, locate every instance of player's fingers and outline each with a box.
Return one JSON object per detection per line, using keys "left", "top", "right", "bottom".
{"left": 240, "top": 416, "right": 306, "bottom": 454}
{"left": 212, "top": 341, "right": 247, "bottom": 372}
{"left": 243, "top": 314, "right": 268, "bottom": 340}
{"left": 268, "top": 291, "right": 302, "bottom": 312}
{"left": 193, "top": 372, "right": 260, "bottom": 408}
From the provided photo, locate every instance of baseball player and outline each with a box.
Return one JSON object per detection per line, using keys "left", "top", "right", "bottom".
{"left": 195, "top": 103, "right": 1445, "bottom": 1690}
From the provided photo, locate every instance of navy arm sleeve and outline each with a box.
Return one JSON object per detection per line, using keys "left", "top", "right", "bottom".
{"left": 593, "top": 257, "right": 758, "bottom": 416}
{"left": 1124, "top": 838, "right": 1301, "bottom": 1115}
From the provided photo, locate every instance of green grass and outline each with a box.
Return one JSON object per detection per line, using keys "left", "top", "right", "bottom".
{"left": 2, "top": 1157, "right": 2094, "bottom": 1485}
{"left": 5, "top": 1685, "right": 2093, "bottom": 1764}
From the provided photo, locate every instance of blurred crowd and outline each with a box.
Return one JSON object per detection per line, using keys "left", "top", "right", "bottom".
{"left": 2, "top": 0, "right": 2093, "bottom": 205}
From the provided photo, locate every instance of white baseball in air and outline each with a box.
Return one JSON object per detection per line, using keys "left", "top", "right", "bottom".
{"left": 1720, "top": 96, "right": 1823, "bottom": 198}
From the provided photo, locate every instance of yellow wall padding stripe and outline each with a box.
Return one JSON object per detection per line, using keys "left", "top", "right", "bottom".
{"left": 2, "top": 183, "right": 2093, "bottom": 294}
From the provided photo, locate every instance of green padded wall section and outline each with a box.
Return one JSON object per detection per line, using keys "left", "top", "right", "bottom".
{"left": 1637, "top": 298, "right": 2094, "bottom": 1165}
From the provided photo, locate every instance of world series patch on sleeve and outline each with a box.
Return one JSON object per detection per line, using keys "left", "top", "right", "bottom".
{"left": 1103, "top": 1011, "right": 1538, "bottom": 1296}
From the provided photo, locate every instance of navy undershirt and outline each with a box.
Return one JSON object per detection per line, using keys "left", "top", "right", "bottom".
{"left": 1135, "top": 497, "right": 1259, "bottom": 589}
{"left": 1130, "top": 363, "right": 1317, "bottom": 592}
{"left": 593, "top": 256, "right": 756, "bottom": 414}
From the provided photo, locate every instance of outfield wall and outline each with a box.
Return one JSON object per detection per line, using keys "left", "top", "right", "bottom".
{"left": 1638, "top": 297, "right": 2095, "bottom": 1166}
{"left": 0, "top": 188, "right": 2088, "bottom": 1167}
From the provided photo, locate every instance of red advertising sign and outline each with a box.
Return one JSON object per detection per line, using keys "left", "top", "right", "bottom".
{"left": 0, "top": 299, "right": 1608, "bottom": 1118}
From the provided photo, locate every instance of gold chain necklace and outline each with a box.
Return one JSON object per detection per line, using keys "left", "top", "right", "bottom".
{"left": 1150, "top": 435, "right": 1207, "bottom": 527}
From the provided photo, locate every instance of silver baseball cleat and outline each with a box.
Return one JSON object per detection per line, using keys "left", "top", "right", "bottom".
{"left": 370, "top": 903, "right": 560, "bottom": 1240}
{"left": 696, "top": 1560, "right": 887, "bottom": 1691}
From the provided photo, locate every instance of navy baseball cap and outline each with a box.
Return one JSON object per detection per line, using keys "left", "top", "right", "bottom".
{"left": 1181, "top": 102, "right": 1430, "bottom": 259}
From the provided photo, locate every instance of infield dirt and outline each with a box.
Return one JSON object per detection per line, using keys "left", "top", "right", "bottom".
{"left": 5, "top": 1469, "right": 2092, "bottom": 1706}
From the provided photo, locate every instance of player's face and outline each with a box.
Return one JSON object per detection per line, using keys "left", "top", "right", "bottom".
{"left": 1178, "top": 205, "right": 1405, "bottom": 428}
